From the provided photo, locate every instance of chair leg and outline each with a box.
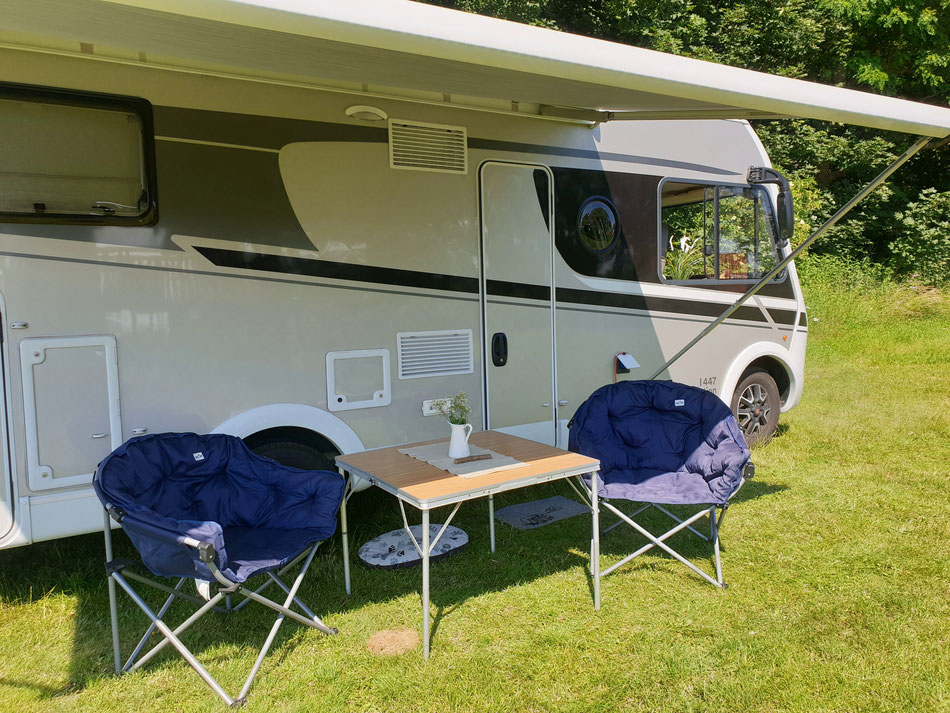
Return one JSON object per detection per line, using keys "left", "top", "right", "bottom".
{"left": 125, "top": 580, "right": 226, "bottom": 673}
{"left": 107, "top": 543, "right": 338, "bottom": 706}
{"left": 266, "top": 572, "right": 315, "bottom": 617}
{"left": 112, "top": 572, "right": 235, "bottom": 706}
{"left": 599, "top": 501, "right": 726, "bottom": 588}
{"left": 601, "top": 503, "right": 651, "bottom": 534}
{"left": 652, "top": 503, "right": 711, "bottom": 542}
{"left": 231, "top": 548, "right": 313, "bottom": 613}
{"left": 124, "top": 578, "right": 187, "bottom": 671}
{"left": 103, "top": 511, "right": 122, "bottom": 676}
{"left": 712, "top": 506, "right": 725, "bottom": 587}
{"left": 107, "top": 576, "right": 122, "bottom": 674}
{"left": 237, "top": 545, "right": 322, "bottom": 702}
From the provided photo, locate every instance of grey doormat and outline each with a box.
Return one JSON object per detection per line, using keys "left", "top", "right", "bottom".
{"left": 494, "top": 495, "right": 589, "bottom": 530}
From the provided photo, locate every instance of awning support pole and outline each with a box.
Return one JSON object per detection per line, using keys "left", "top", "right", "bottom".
{"left": 649, "top": 135, "right": 933, "bottom": 381}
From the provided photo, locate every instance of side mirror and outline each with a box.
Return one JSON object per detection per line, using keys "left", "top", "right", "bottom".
{"left": 776, "top": 187, "right": 794, "bottom": 247}
{"left": 748, "top": 166, "right": 793, "bottom": 248}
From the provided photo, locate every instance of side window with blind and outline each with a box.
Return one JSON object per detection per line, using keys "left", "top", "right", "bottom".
{"left": 659, "top": 180, "right": 783, "bottom": 282}
{"left": 0, "top": 85, "right": 156, "bottom": 224}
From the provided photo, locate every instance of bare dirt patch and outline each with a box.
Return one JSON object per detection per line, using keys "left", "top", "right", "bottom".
{"left": 367, "top": 628, "right": 419, "bottom": 657}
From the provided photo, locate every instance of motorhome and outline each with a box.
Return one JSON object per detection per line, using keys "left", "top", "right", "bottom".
{"left": 1, "top": 0, "right": 947, "bottom": 550}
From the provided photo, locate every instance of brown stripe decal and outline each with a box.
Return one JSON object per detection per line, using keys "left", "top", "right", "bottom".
{"left": 197, "top": 246, "right": 797, "bottom": 324}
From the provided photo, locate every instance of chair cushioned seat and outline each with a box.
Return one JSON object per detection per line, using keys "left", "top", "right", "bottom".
{"left": 95, "top": 432, "right": 345, "bottom": 583}
{"left": 599, "top": 468, "right": 721, "bottom": 506}
{"left": 570, "top": 381, "right": 750, "bottom": 506}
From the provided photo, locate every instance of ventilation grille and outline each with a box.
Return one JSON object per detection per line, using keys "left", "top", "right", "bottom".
{"left": 397, "top": 329, "right": 474, "bottom": 379}
{"left": 389, "top": 120, "right": 467, "bottom": 174}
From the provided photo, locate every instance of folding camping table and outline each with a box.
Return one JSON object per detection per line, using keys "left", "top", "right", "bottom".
{"left": 335, "top": 430, "right": 601, "bottom": 658}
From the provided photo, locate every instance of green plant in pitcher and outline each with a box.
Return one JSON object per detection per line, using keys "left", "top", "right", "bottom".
{"left": 433, "top": 391, "right": 471, "bottom": 425}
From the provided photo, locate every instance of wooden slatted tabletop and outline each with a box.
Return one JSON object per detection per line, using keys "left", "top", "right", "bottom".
{"left": 336, "top": 430, "right": 599, "bottom": 507}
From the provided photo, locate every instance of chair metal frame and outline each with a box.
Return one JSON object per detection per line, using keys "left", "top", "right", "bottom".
{"left": 573, "top": 464, "right": 753, "bottom": 588}
{"left": 101, "top": 505, "right": 338, "bottom": 707}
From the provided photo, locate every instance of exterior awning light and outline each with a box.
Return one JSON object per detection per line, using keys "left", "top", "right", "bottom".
{"left": 345, "top": 105, "right": 387, "bottom": 122}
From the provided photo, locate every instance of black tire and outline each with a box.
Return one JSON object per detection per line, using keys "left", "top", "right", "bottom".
{"left": 250, "top": 439, "right": 336, "bottom": 472}
{"left": 730, "top": 368, "right": 780, "bottom": 446}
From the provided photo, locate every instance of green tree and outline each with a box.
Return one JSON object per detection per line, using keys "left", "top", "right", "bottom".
{"left": 892, "top": 187, "right": 950, "bottom": 284}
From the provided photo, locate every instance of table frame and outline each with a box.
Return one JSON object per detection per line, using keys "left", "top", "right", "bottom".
{"left": 335, "top": 432, "right": 600, "bottom": 658}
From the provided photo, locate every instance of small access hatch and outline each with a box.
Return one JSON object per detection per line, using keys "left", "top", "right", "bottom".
{"left": 20, "top": 336, "right": 121, "bottom": 491}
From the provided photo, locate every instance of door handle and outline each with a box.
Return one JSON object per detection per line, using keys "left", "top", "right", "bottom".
{"left": 558, "top": 400, "right": 569, "bottom": 406}
{"left": 491, "top": 332, "right": 508, "bottom": 367}
{"left": 90, "top": 433, "right": 108, "bottom": 440}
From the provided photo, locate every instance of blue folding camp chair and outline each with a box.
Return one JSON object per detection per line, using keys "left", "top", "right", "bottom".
{"left": 94, "top": 432, "right": 345, "bottom": 706}
{"left": 569, "top": 381, "right": 754, "bottom": 588}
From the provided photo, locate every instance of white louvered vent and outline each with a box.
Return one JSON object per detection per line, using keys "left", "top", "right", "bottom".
{"left": 397, "top": 329, "right": 474, "bottom": 380}
{"left": 389, "top": 119, "right": 467, "bottom": 174}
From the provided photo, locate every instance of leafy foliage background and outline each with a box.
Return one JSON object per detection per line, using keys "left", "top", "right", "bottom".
{"left": 421, "top": 0, "right": 950, "bottom": 283}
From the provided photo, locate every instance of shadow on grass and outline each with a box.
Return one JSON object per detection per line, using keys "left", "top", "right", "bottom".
{"left": 731, "top": 478, "right": 788, "bottom": 505}
{"left": 0, "top": 531, "right": 114, "bottom": 698}
{"left": 0, "top": 476, "right": 785, "bottom": 699}
{"left": 769, "top": 422, "right": 791, "bottom": 441}
{"left": 0, "top": 676, "right": 73, "bottom": 698}
{"left": 0, "top": 482, "right": 586, "bottom": 699}
{"left": 0, "top": 525, "right": 354, "bottom": 699}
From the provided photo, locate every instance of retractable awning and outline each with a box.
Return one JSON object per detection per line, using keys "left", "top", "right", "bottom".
{"left": 2, "top": 0, "right": 949, "bottom": 137}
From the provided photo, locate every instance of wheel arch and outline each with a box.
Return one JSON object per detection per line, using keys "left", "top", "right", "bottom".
{"left": 721, "top": 345, "right": 797, "bottom": 413}
{"left": 211, "top": 403, "right": 371, "bottom": 491}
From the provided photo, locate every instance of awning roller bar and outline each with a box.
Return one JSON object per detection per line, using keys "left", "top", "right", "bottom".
{"left": 4, "top": 0, "right": 949, "bottom": 137}
{"left": 540, "top": 105, "right": 787, "bottom": 123}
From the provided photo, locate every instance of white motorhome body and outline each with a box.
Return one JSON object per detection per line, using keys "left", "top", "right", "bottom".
{"left": 0, "top": 59, "right": 802, "bottom": 548}
{"left": 1, "top": 0, "right": 947, "bottom": 549}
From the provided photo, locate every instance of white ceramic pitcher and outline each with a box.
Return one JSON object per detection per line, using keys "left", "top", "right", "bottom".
{"left": 448, "top": 423, "right": 473, "bottom": 459}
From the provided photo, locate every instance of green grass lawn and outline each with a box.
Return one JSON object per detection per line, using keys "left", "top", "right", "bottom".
{"left": 1, "top": 271, "right": 948, "bottom": 712}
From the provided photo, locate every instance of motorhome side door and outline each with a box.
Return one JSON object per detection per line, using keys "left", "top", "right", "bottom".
{"left": 479, "top": 162, "right": 556, "bottom": 445}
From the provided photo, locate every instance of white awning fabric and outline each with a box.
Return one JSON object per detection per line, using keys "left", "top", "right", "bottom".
{"left": 3, "top": 0, "right": 949, "bottom": 137}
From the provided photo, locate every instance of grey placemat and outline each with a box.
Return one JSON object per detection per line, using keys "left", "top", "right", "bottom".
{"left": 493, "top": 495, "right": 590, "bottom": 530}
{"left": 399, "top": 442, "right": 524, "bottom": 478}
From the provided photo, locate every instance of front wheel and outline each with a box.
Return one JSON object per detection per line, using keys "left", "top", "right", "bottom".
{"left": 730, "top": 369, "right": 780, "bottom": 446}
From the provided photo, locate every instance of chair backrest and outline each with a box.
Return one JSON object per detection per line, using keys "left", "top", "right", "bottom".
{"left": 569, "top": 381, "right": 750, "bottom": 498}
{"left": 95, "top": 432, "right": 344, "bottom": 532}
{"left": 94, "top": 432, "right": 345, "bottom": 581}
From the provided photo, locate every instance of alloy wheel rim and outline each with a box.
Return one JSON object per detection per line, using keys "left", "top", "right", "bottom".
{"left": 736, "top": 383, "right": 771, "bottom": 436}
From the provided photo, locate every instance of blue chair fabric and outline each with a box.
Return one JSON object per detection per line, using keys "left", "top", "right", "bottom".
{"left": 569, "top": 380, "right": 750, "bottom": 506}
{"left": 94, "top": 432, "right": 345, "bottom": 583}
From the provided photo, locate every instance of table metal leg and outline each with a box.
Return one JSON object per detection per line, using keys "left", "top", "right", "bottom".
{"left": 338, "top": 467, "right": 351, "bottom": 596}
{"left": 488, "top": 494, "right": 496, "bottom": 553}
{"left": 421, "top": 508, "right": 431, "bottom": 659}
{"left": 591, "top": 470, "right": 601, "bottom": 610}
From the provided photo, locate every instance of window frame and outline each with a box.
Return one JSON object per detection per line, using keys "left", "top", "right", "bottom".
{"left": 0, "top": 82, "right": 158, "bottom": 226}
{"left": 656, "top": 177, "right": 786, "bottom": 285}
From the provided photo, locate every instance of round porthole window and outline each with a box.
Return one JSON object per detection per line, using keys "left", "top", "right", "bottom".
{"left": 577, "top": 197, "right": 619, "bottom": 253}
